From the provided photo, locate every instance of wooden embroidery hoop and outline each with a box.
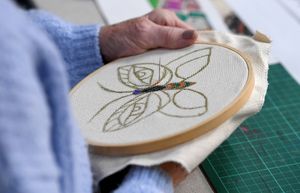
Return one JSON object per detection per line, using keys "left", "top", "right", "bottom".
{"left": 70, "top": 42, "right": 254, "bottom": 155}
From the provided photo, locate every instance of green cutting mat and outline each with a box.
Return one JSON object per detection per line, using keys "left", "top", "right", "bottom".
{"left": 201, "top": 64, "right": 300, "bottom": 193}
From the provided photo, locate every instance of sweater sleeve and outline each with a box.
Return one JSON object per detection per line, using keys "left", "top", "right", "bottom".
{"left": 27, "top": 10, "right": 103, "bottom": 87}
{"left": 0, "top": 5, "right": 62, "bottom": 193}
{"left": 114, "top": 166, "right": 174, "bottom": 193}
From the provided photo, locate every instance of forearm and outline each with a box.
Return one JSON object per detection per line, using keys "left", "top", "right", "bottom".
{"left": 27, "top": 10, "right": 103, "bottom": 87}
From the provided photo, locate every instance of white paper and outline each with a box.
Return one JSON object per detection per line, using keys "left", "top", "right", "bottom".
{"left": 95, "top": 0, "right": 152, "bottom": 24}
{"left": 277, "top": 0, "right": 300, "bottom": 24}
{"left": 225, "top": 0, "right": 300, "bottom": 83}
{"left": 196, "top": 0, "right": 230, "bottom": 32}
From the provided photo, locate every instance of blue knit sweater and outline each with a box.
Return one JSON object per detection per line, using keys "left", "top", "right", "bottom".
{"left": 0, "top": 1, "right": 173, "bottom": 193}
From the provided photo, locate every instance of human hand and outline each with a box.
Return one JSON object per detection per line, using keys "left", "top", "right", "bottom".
{"left": 160, "top": 162, "right": 188, "bottom": 186}
{"left": 100, "top": 9, "right": 198, "bottom": 63}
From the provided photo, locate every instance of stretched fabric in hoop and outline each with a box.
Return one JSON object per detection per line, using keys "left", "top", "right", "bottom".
{"left": 89, "top": 31, "right": 271, "bottom": 186}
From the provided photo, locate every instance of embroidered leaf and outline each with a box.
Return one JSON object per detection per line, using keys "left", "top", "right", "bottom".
{"left": 166, "top": 47, "right": 212, "bottom": 80}
{"left": 103, "top": 92, "right": 171, "bottom": 132}
{"left": 160, "top": 89, "right": 207, "bottom": 117}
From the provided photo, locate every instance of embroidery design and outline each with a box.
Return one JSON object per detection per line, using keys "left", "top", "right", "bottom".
{"left": 89, "top": 47, "right": 212, "bottom": 132}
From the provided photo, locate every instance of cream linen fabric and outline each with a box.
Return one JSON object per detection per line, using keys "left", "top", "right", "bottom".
{"left": 175, "top": 168, "right": 213, "bottom": 193}
{"left": 90, "top": 31, "right": 271, "bottom": 185}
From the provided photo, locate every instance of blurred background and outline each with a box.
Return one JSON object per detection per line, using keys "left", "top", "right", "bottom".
{"left": 17, "top": 0, "right": 300, "bottom": 83}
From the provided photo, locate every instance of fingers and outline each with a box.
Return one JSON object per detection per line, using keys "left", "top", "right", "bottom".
{"left": 174, "top": 18, "right": 194, "bottom": 29}
{"left": 160, "top": 162, "right": 188, "bottom": 186}
{"left": 148, "top": 8, "right": 193, "bottom": 30}
{"left": 150, "top": 23, "right": 198, "bottom": 49}
{"left": 145, "top": 9, "right": 198, "bottom": 49}
{"left": 99, "top": 10, "right": 198, "bottom": 62}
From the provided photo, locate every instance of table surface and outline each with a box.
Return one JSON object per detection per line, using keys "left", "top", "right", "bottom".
{"left": 33, "top": 0, "right": 104, "bottom": 24}
{"left": 201, "top": 64, "right": 300, "bottom": 193}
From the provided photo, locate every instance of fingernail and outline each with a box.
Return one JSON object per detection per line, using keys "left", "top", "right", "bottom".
{"left": 182, "top": 30, "right": 196, "bottom": 40}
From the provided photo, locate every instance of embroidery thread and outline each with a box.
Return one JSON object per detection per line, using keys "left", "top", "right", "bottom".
{"left": 88, "top": 47, "right": 212, "bottom": 132}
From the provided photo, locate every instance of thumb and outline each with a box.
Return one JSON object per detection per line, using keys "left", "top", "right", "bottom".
{"left": 151, "top": 25, "right": 198, "bottom": 49}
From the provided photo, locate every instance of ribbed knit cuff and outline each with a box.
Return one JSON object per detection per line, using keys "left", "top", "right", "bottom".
{"left": 114, "top": 166, "right": 173, "bottom": 193}
{"left": 69, "top": 24, "right": 102, "bottom": 66}
{"left": 67, "top": 24, "right": 103, "bottom": 87}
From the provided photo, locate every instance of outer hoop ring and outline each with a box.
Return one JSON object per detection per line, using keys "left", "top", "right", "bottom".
{"left": 70, "top": 42, "right": 254, "bottom": 155}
